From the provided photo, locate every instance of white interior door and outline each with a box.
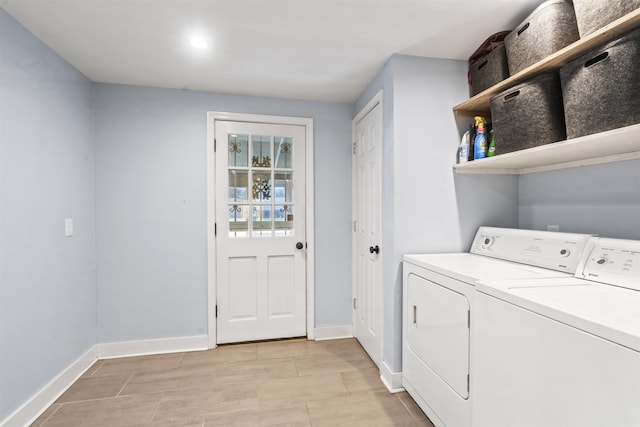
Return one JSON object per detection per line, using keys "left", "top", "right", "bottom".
{"left": 353, "top": 99, "right": 382, "bottom": 367}
{"left": 215, "top": 120, "right": 306, "bottom": 344}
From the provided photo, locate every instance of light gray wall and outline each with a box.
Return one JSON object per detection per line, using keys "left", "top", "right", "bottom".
{"left": 355, "top": 54, "right": 519, "bottom": 372}
{"left": 519, "top": 159, "right": 640, "bottom": 239}
{"left": 0, "top": 9, "right": 96, "bottom": 421}
{"left": 93, "top": 83, "right": 354, "bottom": 342}
{"left": 391, "top": 55, "right": 519, "bottom": 370}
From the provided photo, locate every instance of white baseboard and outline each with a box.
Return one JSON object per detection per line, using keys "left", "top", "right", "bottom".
{"left": 313, "top": 325, "right": 353, "bottom": 341}
{"left": 0, "top": 346, "right": 98, "bottom": 427}
{"left": 380, "top": 360, "right": 404, "bottom": 393}
{"left": 97, "top": 335, "right": 209, "bottom": 359}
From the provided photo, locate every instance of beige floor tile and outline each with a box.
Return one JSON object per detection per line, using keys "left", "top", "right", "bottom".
{"left": 30, "top": 403, "right": 61, "bottom": 427}
{"left": 182, "top": 343, "right": 258, "bottom": 366}
{"left": 218, "top": 357, "right": 298, "bottom": 380}
{"left": 129, "top": 419, "right": 204, "bottom": 427}
{"left": 119, "top": 364, "right": 221, "bottom": 396}
{"left": 257, "top": 372, "right": 348, "bottom": 405}
{"left": 294, "top": 350, "right": 375, "bottom": 376}
{"left": 341, "top": 367, "right": 387, "bottom": 394}
{"left": 92, "top": 352, "right": 185, "bottom": 377}
{"left": 152, "top": 383, "right": 257, "bottom": 421}
{"left": 40, "top": 392, "right": 163, "bottom": 427}
{"left": 257, "top": 339, "right": 328, "bottom": 360}
{"left": 306, "top": 391, "right": 416, "bottom": 427}
{"left": 318, "top": 338, "right": 365, "bottom": 355}
{"left": 55, "top": 374, "right": 131, "bottom": 403}
{"left": 397, "top": 391, "right": 428, "bottom": 420}
{"left": 203, "top": 404, "right": 311, "bottom": 426}
{"left": 370, "top": 419, "right": 435, "bottom": 427}
{"left": 80, "top": 360, "right": 103, "bottom": 378}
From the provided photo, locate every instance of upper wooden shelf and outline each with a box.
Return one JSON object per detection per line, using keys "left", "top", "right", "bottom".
{"left": 453, "top": 8, "right": 640, "bottom": 116}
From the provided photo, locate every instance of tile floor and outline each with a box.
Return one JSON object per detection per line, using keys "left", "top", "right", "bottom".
{"left": 31, "top": 338, "right": 434, "bottom": 426}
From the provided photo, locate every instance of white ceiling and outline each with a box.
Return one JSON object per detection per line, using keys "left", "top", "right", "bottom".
{"left": 1, "top": 0, "right": 541, "bottom": 103}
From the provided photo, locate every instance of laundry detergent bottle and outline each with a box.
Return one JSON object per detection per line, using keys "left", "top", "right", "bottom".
{"left": 473, "top": 116, "right": 488, "bottom": 160}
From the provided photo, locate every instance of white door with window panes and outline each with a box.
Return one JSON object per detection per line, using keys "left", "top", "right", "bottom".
{"left": 215, "top": 120, "right": 306, "bottom": 344}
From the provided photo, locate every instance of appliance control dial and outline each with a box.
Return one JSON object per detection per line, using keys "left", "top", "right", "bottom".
{"left": 559, "top": 249, "right": 570, "bottom": 257}
{"left": 596, "top": 257, "right": 608, "bottom": 266}
{"left": 481, "top": 236, "right": 495, "bottom": 249}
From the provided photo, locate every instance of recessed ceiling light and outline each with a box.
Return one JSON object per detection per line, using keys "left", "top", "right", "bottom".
{"left": 190, "top": 37, "right": 208, "bottom": 49}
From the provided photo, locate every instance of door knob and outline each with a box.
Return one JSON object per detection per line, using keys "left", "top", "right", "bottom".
{"left": 369, "top": 245, "right": 380, "bottom": 254}
{"left": 296, "top": 242, "right": 304, "bottom": 250}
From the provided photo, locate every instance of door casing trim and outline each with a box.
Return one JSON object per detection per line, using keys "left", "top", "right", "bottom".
{"left": 206, "top": 112, "right": 315, "bottom": 348}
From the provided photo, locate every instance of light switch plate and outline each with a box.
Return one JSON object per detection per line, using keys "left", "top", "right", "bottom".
{"left": 65, "top": 218, "right": 73, "bottom": 237}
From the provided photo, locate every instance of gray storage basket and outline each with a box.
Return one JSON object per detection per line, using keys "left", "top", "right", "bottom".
{"left": 490, "top": 73, "right": 566, "bottom": 155}
{"left": 560, "top": 27, "right": 640, "bottom": 139}
{"left": 573, "top": 0, "right": 640, "bottom": 37}
{"left": 470, "top": 45, "right": 510, "bottom": 96}
{"left": 505, "top": 0, "right": 580, "bottom": 75}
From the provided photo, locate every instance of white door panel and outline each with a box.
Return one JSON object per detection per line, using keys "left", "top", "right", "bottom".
{"left": 215, "top": 120, "right": 306, "bottom": 344}
{"left": 353, "top": 100, "right": 382, "bottom": 367}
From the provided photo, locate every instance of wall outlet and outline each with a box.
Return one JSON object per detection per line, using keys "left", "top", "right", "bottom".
{"left": 547, "top": 225, "right": 560, "bottom": 232}
{"left": 65, "top": 218, "right": 73, "bottom": 237}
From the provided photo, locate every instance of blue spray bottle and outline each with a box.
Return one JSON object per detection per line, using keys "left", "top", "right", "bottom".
{"left": 473, "top": 116, "right": 488, "bottom": 160}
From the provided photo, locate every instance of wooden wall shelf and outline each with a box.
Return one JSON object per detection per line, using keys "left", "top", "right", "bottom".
{"left": 453, "top": 124, "right": 640, "bottom": 175}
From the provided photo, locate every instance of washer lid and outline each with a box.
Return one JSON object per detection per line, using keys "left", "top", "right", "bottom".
{"left": 508, "top": 284, "right": 640, "bottom": 352}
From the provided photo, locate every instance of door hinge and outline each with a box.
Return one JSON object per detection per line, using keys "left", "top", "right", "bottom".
{"left": 467, "top": 374, "right": 470, "bottom": 392}
{"left": 215, "top": 305, "right": 218, "bottom": 317}
{"left": 352, "top": 141, "right": 357, "bottom": 155}
{"left": 413, "top": 305, "right": 417, "bottom": 325}
{"left": 467, "top": 310, "right": 471, "bottom": 329}
{"left": 214, "top": 222, "right": 217, "bottom": 236}
{"left": 353, "top": 298, "right": 357, "bottom": 309}
{"left": 214, "top": 139, "right": 217, "bottom": 152}
{"left": 353, "top": 220, "right": 357, "bottom": 232}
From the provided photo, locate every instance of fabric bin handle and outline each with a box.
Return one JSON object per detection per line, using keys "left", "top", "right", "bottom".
{"left": 504, "top": 90, "right": 521, "bottom": 101}
{"left": 584, "top": 52, "right": 609, "bottom": 68}
{"left": 517, "top": 22, "right": 530, "bottom": 36}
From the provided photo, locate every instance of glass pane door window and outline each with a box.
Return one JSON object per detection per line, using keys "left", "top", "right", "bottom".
{"left": 228, "top": 134, "right": 295, "bottom": 237}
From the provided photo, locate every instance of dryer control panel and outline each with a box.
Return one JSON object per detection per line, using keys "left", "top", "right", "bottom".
{"left": 471, "top": 227, "right": 593, "bottom": 274}
{"left": 579, "top": 238, "right": 640, "bottom": 291}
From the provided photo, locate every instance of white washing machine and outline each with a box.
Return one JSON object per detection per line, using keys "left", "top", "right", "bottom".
{"left": 472, "top": 237, "right": 640, "bottom": 427}
{"left": 402, "top": 227, "right": 593, "bottom": 427}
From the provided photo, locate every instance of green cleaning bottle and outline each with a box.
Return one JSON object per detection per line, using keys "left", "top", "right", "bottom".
{"left": 473, "top": 116, "right": 488, "bottom": 160}
{"left": 488, "top": 129, "right": 496, "bottom": 157}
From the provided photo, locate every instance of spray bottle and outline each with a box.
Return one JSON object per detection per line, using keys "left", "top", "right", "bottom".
{"left": 458, "top": 131, "right": 470, "bottom": 164}
{"left": 473, "top": 116, "right": 488, "bottom": 160}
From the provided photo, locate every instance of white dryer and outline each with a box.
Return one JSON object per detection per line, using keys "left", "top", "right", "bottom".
{"left": 472, "top": 237, "right": 640, "bottom": 427}
{"left": 402, "top": 227, "right": 592, "bottom": 427}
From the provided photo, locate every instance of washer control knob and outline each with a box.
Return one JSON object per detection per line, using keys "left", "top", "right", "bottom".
{"left": 596, "top": 257, "right": 608, "bottom": 265}
{"left": 481, "top": 236, "right": 495, "bottom": 249}
{"left": 559, "top": 249, "right": 570, "bottom": 257}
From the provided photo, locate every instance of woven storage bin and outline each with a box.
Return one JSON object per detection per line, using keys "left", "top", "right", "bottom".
{"left": 505, "top": 0, "right": 579, "bottom": 75}
{"left": 490, "top": 73, "right": 566, "bottom": 155}
{"left": 573, "top": 0, "right": 640, "bottom": 37}
{"left": 560, "top": 27, "right": 640, "bottom": 139}
{"left": 470, "top": 45, "right": 510, "bottom": 96}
